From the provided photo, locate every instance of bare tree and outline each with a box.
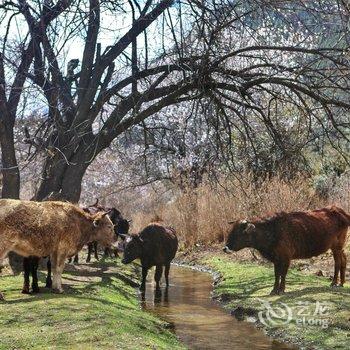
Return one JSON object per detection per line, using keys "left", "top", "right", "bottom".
{"left": 0, "top": 0, "right": 72, "bottom": 198}
{"left": 1, "top": 0, "right": 350, "bottom": 202}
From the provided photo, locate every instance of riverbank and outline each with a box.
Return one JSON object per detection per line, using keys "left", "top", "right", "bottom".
{"left": 194, "top": 253, "right": 350, "bottom": 350}
{"left": 0, "top": 260, "right": 186, "bottom": 350}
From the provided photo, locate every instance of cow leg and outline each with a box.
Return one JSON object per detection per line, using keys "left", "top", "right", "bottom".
{"left": 278, "top": 259, "right": 290, "bottom": 294}
{"left": 46, "top": 258, "right": 52, "bottom": 288}
{"left": 340, "top": 250, "right": 347, "bottom": 287}
{"left": 270, "top": 262, "right": 281, "bottom": 295}
{"left": 0, "top": 248, "right": 9, "bottom": 300}
{"left": 165, "top": 263, "right": 171, "bottom": 287}
{"left": 154, "top": 265, "right": 163, "bottom": 291}
{"left": 51, "top": 253, "right": 65, "bottom": 293}
{"left": 140, "top": 267, "right": 148, "bottom": 291}
{"left": 94, "top": 242, "right": 99, "bottom": 261}
{"left": 22, "top": 257, "right": 31, "bottom": 294}
{"left": 86, "top": 243, "right": 93, "bottom": 263}
{"left": 73, "top": 254, "right": 79, "bottom": 264}
{"left": 331, "top": 249, "right": 341, "bottom": 286}
{"left": 104, "top": 247, "right": 110, "bottom": 258}
{"left": 31, "top": 257, "right": 40, "bottom": 293}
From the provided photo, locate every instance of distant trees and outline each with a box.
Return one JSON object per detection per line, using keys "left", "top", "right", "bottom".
{"left": 0, "top": 0, "right": 349, "bottom": 201}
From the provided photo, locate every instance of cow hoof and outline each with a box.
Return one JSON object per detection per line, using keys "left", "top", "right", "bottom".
{"left": 31, "top": 287, "right": 40, "bottom": 294}
{"left": 22, "top": 288, "right": 30, "bottom": 295}
{"left": 269, "top": 289, "right": 278, "bottom": 296}
{"left": 0, "top": 292, "right": 4, "bottom": 301}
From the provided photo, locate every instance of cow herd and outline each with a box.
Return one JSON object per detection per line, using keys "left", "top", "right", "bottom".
{"left": 0, "top": 198, "right": 349, "bottom": 301}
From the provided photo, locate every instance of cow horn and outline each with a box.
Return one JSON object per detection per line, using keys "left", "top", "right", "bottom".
{"left": 102, "top": 210, "right": 111, "bottom": 218}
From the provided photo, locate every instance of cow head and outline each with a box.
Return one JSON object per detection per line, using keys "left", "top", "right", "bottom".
{"left": 223, "top": 220, "right": 256, "bottom": 253}
{"left": 90, "top": 211, "right": 115, "bottom": 247}
{"left": 121, "top": 234, "right": 144, "bottom": 264}
{"left": 115, "top": 218, "right": 130, "bottom": 236}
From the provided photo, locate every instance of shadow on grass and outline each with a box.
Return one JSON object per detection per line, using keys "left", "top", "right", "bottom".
{"left": 2, "top": 260, "right": 141, "bottom": 307}
{"left": 218, "top": 265, "right": 350, "bottom": 303}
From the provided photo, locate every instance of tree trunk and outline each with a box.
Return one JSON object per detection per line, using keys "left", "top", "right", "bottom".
{"left": 35, "top": 155, "right": 89, "bottom": 203}
{"left": 0, "top": 125, "right": 20, "bottom": 199}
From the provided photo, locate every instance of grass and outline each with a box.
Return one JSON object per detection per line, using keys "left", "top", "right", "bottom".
{"left": 204, "top": 255, "right": 350, "bottom": 350}
{"left": 0, "top": 260, "right": 186, "bottom": 350}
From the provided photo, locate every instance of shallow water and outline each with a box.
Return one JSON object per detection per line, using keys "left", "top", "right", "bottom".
{"left": 140, "top": 265, "right": 296, "bottom": 350}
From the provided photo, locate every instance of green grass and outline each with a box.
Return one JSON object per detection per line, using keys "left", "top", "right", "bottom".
{"left": 0, "top": 260, "right": 186, "bottom": 350}
{"left": 205, "top": 256, "right": 350, "bottom": 350}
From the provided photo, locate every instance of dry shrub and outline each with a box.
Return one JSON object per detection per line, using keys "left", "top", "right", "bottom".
{"left": 118, "top": 173, "right": 331, "bottom": 250}
{"left": 329, "top": 171, "right": 350, "bottom": 251}
{"left": 329, "top": 171, "right": 350, "bottom": 213}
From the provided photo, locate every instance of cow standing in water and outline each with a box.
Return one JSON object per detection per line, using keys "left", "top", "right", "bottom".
{"left": 121, "top": 223, "right": 178, "bottom": 292}
{"left": 0, "top": 199, "right": 115, "bottom": 299}
{"left": 224, "top": 206, "right": 349, "bottom": 295}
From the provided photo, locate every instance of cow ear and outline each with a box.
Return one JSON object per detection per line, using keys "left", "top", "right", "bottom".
{"left": 93, "top": 219, "right": 100, "bottom": 227}
{"left": 244, "top": 223, "right": 255, "bottom": 234}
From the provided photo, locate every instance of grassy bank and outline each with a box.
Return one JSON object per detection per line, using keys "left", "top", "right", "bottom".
{"left": 204, "top": 255, "right": 350, "bottom": 350}
{"left": 0, "top": 260, "right": 186, "bottom": 350}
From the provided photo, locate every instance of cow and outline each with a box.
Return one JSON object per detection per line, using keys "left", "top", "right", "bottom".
{"left": 0, "top": 199, "right": 115, "bottom": 300}
{"left": 19, "top": 200, "right": 128, "bottom": 294}
{"left": 75, "top": 200, "right": 130, "bottom": 263}
{"left": 223, "top": 206, "right": 350, "bottom": 295}
{"left": 7, "top": 252, "right": 52, "bottom": 294}
{"left": 121, "top": 223, "right": 178, "bottom": 292}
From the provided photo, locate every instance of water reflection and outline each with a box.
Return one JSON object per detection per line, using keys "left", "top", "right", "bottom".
{"left": 140, "top": 265, "right": 296, "bottom": 350}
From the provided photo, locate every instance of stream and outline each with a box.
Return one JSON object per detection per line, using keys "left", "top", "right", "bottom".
{"left": 140, "top": 265, "right": 296, "bottom": 350}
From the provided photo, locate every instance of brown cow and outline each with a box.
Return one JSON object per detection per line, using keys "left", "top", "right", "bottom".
{"left": 121, "top": 223, "right": 178, "bottom": 292}
{"left": 223, "top": 206, "right": 349, "bottom": 295}
{"left": 0, "top": 199, "right": 115, "bottom": 299}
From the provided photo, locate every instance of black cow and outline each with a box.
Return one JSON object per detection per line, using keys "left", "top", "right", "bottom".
{"left": 121, "top": 223, "right": 178, "bottom": 291}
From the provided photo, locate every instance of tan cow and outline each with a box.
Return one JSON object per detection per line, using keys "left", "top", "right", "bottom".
{"left": 0, "top": 199, "right": 115, "bottom": 299}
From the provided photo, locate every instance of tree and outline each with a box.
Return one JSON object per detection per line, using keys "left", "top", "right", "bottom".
{"left": 0, "top": 0, "right": 72, "bottom": 198}
{"left": 1, "top": 0, "right": 350, "bottom": 202}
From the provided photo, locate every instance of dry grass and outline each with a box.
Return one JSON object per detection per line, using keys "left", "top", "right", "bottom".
{"left": 112, "top": 172, "right": 350, "bottom": 251}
